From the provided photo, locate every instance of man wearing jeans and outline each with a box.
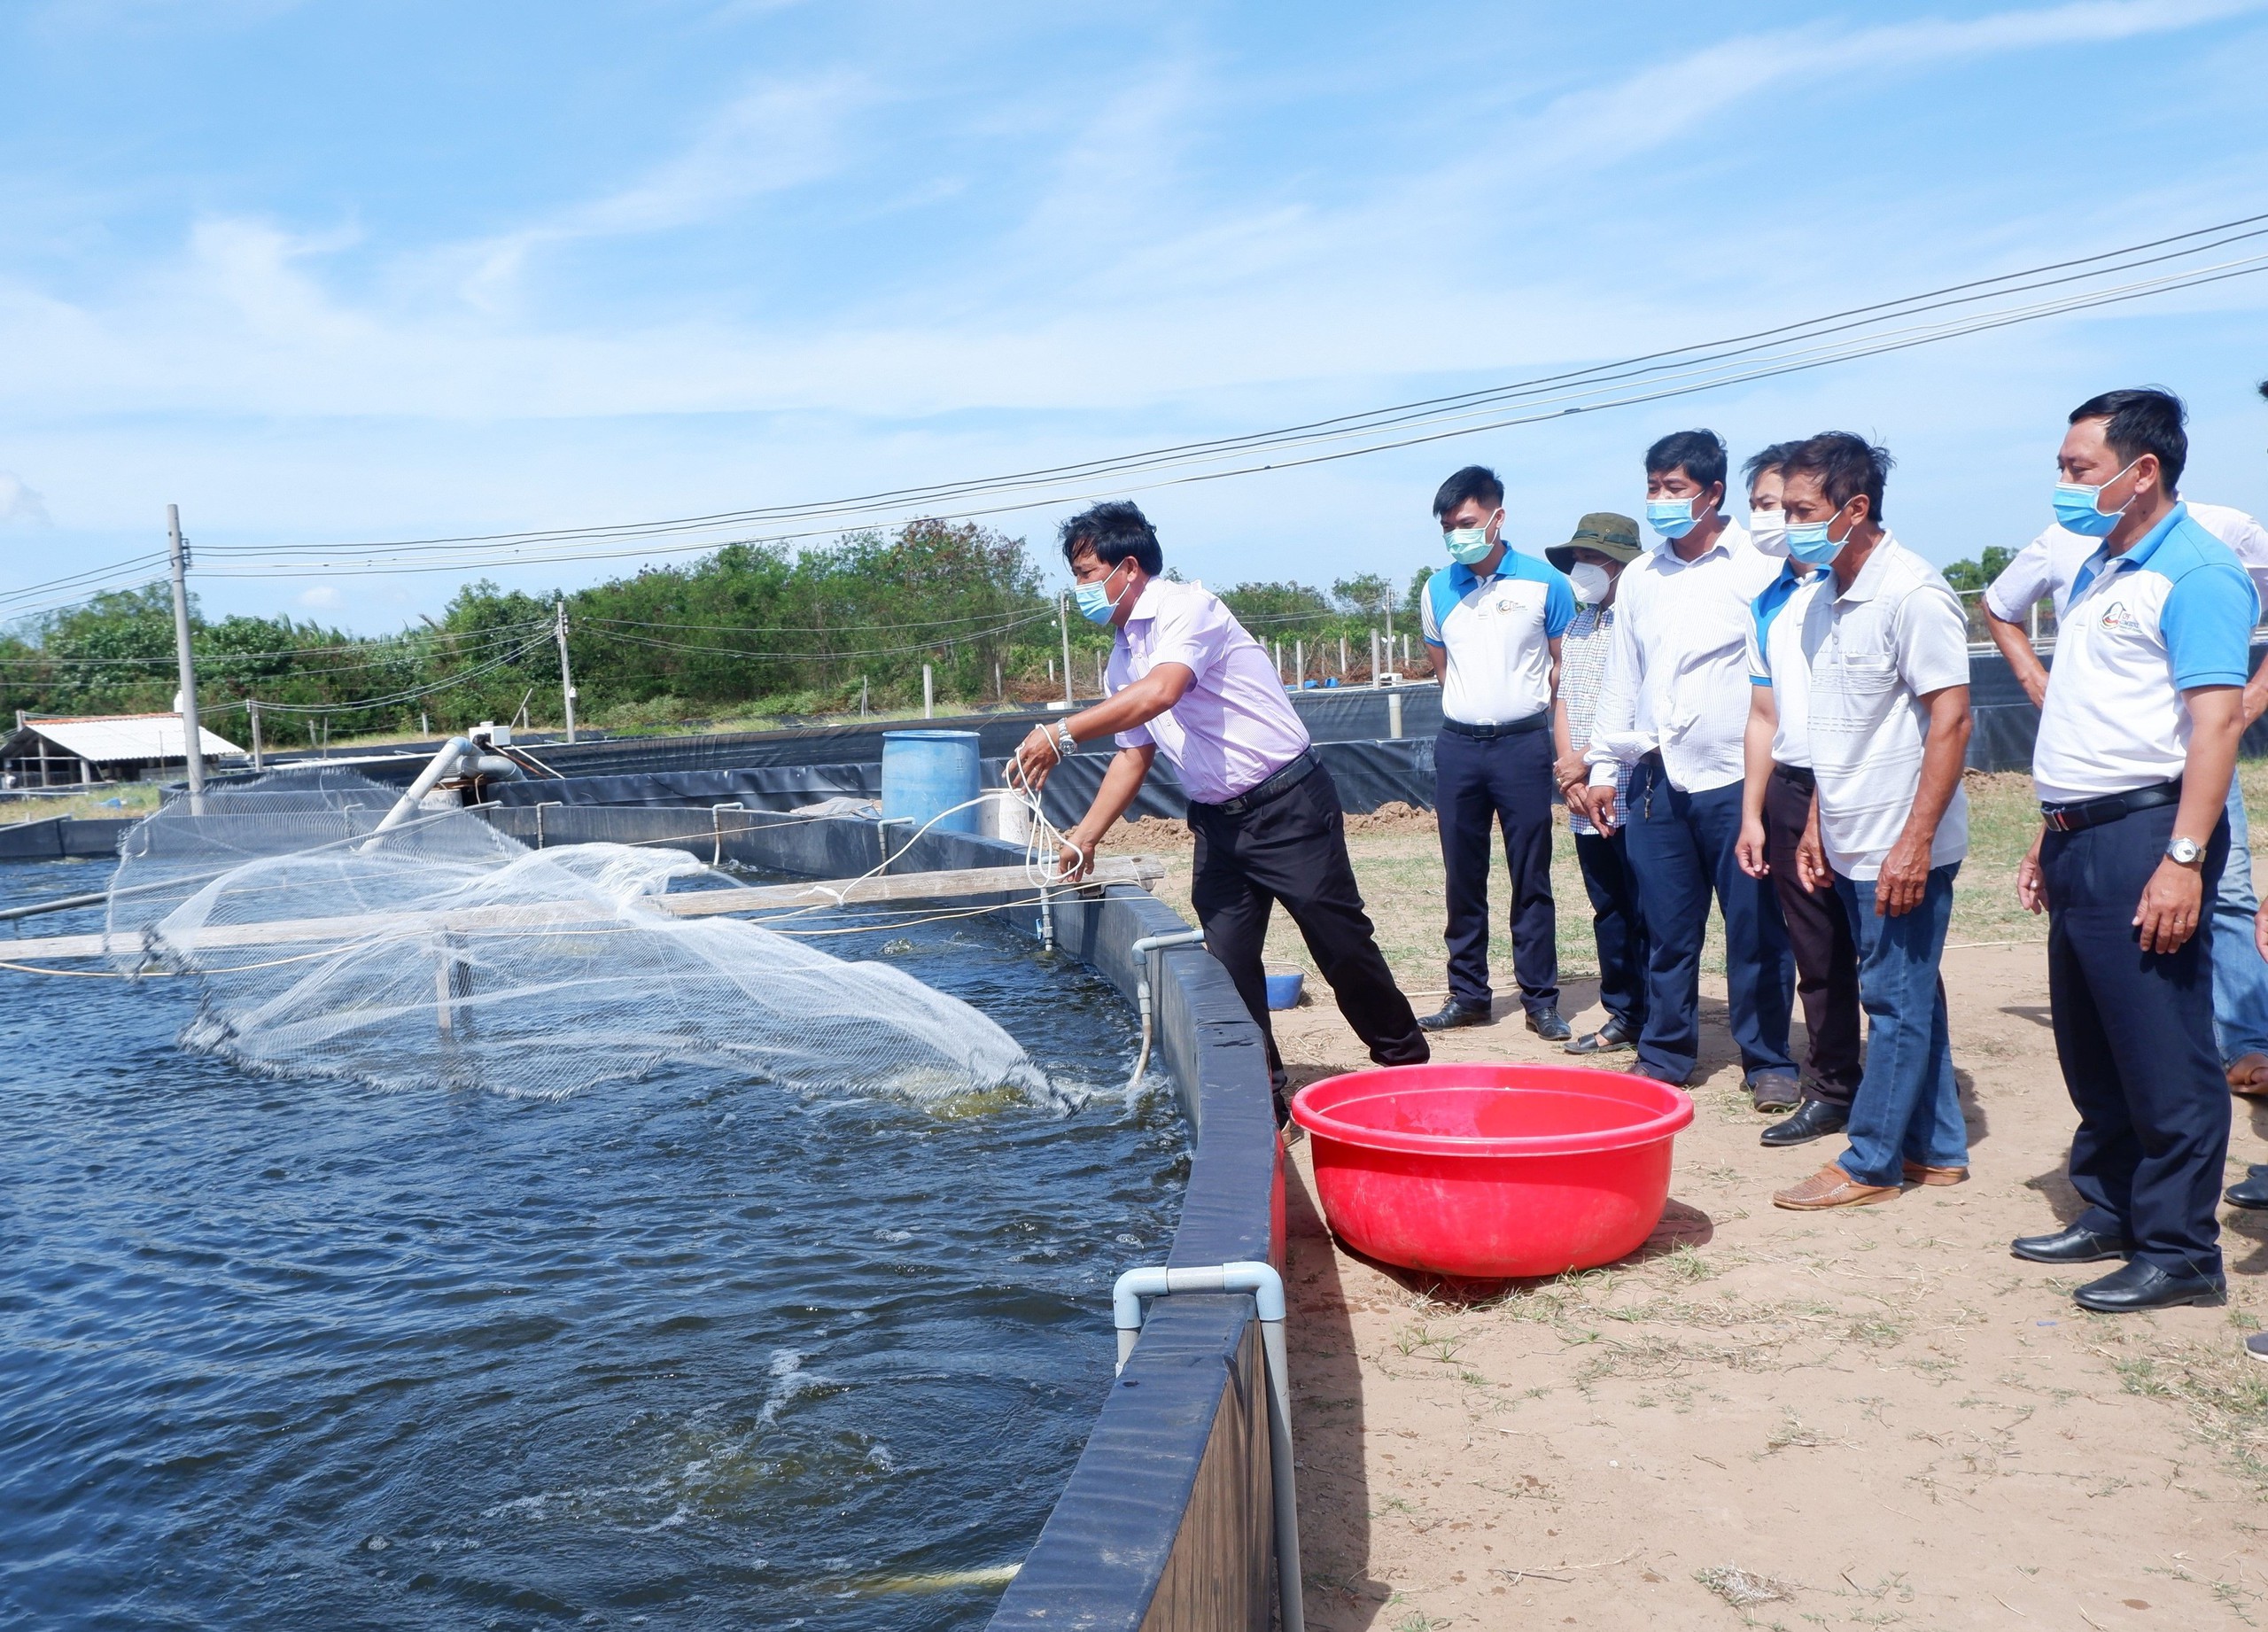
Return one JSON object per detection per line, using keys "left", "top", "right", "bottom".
{"left": 1755, "top": 434, "right": 1976, "bottom": 1212}
{"left": 1983, "top": 504, "right": 2268, "bottom": 1094}
{"left": 1579, "top": 430, "right": 1798, "bottom": 1098}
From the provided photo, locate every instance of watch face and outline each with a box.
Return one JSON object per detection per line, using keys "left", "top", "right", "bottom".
{"left": 2171, "top": 837, "right": 2202, "bottom": 864}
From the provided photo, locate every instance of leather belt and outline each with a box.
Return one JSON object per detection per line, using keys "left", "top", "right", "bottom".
{"left": 1772, "top": 763, "right": 1816, "bottom": 791}
{"left": 1193, "top": 750, "right": 1319, "bottom": 816}
{"left": 2040, "top": 780, "right": 2182, "bottom": 834}
{"left": 1441, "top": 710, "right": 1550, "bottom": 740}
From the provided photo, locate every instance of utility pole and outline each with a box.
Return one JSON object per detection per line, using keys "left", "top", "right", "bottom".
{"left": 249, "top": 701, "right": 264, "bottom": 773}
{"left": 555, "top": 599, "right": 578, "bottom": 743}
{"left": 922, "top": 663, "right": 935, "bottom": 719}
{"left": 1059, "top": 595, "right": 1075, "bottom": 705}
{"left": 166, "top": 504, "right": 206, "bottom": 809}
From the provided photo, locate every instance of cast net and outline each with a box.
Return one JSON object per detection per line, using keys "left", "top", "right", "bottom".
{"left": 104, "top": 768, "right": 1051, "bottom": 1104}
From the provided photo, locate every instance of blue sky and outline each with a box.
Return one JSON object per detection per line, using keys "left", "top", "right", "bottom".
{"left": 3, "top": 0, "right": 2266, "bottom": 630}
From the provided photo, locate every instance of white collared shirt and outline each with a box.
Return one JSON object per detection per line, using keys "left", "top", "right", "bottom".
{"left": 1107, "top": 579, "right": 1311, "bottom": 804}
{"left": 1584, "top": 519, "right": 1783, "bottom": 794}
{"left": 1759, "top": 535, "right": 1970, "bottom": 881}
{"left": 1984, "top": 502, "right": 2268, "bottom": 622}
{"left": 1744, "top": 560, "right": 1828, "bottom": 769}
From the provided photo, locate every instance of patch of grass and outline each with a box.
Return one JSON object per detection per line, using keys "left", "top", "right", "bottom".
{"left": 1696, "top": 1565, "right": 1796, "bottom": 1608}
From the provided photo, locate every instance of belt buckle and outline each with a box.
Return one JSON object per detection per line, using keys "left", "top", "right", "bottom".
{"left": 2043, "top": 807, "right": 2073, "bottom": 833}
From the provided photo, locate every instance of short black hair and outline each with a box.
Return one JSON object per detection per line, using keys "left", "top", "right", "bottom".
{"left": 2069, "top": 387, "right": 2186, "bottom": 495}
{"left": 1742, "top": 441, "right": 1799, "bottom": 487}
{"left": 1432, "top": 465, "right": 1503, "bottom": 519}
{"left": 1645, "top": 429, "right": 1728, "bottom": 494}
{"left": 1780, "top": 431, "right": 1893, "bottom": 522}
{"left": 1059, "top": 501, "right": 1163, "bottom": 575}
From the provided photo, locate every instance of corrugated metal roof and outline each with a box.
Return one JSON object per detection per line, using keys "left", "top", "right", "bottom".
{"left": 7, "top": 714, "right": 243, "bottom": 762}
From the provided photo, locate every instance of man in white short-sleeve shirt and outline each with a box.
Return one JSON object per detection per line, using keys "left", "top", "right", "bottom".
{"left": 1757, "top": 435, "right": 1976, "bottom": 1214}
{"left": 1984, "top": 505, "right": 2268, "bottom": 1094}
{"left": 1010, "top": 501, "right": 1429, "bottom": 1119}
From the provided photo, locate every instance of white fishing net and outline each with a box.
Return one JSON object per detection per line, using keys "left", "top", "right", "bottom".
{"left": 105, "top": 768, "right": 1051, "bottom": 1104}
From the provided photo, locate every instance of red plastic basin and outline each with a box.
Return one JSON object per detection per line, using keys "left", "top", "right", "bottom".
{"left": 1290, "top": 1063, "right": 1694, "bottom": 1278}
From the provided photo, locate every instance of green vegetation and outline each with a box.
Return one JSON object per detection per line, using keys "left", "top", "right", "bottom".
{"left": 2, "top": 521, "right": 1432, "bottom": 740}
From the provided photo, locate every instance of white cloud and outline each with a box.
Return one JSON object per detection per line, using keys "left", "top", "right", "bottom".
{"left": 295, "top": 583, "right": 342, "bottom": 609}
{"left": 0, "top": 471, "right": 52, "bottom": 528}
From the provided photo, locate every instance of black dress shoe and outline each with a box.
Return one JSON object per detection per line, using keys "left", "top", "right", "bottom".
{"left": 1746, "top": 1070, "right": 1803, "bottom": 1113}
{"left": 2072, "top": 1260, "right": 2225, "bottom": 1312}
{"left": 1760, "top": 1099, "right": 1848, "bottom": 1147}
{"left": 1565, "top": 1015, "right": 1638, "bottom": 1055}
{"left": 2010, "top": 1224, "right": 2131, "bottom": 1264}
{"left": 2226, "top": 1164, "right": 2268, "bottom": 1210}
{"left": 1418, "top": 999, "right": 1493, "bottom": 1032}
{"left": 1525, "top": 1007, "right": 1573, "bottom": 1043}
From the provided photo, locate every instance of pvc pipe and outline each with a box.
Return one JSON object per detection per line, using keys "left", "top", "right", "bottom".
{"left": 1125, "top": 928, "right": 1207, "bottom": 1091}
{"left": 1113, "top": 1260, "right": 1304, "bottom": 1632}
{"left": 364, "top": 738, "right": 524, "bottom": 849}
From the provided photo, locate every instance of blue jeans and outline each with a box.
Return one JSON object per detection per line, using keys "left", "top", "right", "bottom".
{"left": 2212, "top": 780, "right": 2268, "bottom": 1063}
{"left": 1619, "top": 757, "right": 1794, "bottom": 1083}
{"left": 1832, "top": 865, "right": 1968, "bottom": 1189}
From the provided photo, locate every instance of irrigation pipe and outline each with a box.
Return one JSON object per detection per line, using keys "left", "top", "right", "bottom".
{"left": 1124, "top": 929, "right": 1208, "bottom": 1091}
{"left": 1114, "top": 1262, "right": 1303, "bottom": 1632}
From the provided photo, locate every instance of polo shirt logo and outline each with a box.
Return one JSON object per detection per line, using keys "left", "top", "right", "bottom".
{"left": 2097, "top": 600, "right": 2141, "bottom": 633}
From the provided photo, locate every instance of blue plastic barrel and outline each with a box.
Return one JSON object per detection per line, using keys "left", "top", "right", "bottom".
{"left": 881, "top": 729, "right": 983, "bottom": 835}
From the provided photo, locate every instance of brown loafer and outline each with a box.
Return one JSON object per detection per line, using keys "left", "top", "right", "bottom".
{"left": 1774, "top": 1164, "right": 1901, "bottom": 1210}
{"left": 2227, "top": 1053, "right": 2268, "bottom": 1097}
{"left": 1901, "top": 1162, "right": 1968, "bottom": 1186}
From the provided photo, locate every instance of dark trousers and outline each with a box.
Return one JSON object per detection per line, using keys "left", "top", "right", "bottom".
{"left": 1620, "top": 755, "right": 1794, "bottom": 1084}
{"left": 1764, "top": 764, "right": 1864, "bottom": 1106}
{"left": 2041, "top": 801, "right": 2233, "bottom": 1278}
{"left": 1433, "top": 727, "right": 1559, "bottom": 1014}
{"left": 1189, "top": 763, "right": 1430, "bottom": 1103}
{"left": 1573, "top": 829, "right": 1647, "bottom": 1030}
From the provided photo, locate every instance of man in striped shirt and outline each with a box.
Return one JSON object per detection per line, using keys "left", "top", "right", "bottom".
{"left": 1550, "top": 512, "right": 1648, "bottom": 1055}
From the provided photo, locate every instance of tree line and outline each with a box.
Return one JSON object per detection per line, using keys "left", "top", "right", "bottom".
{"left": 2, "top": 521, "right": 1435, "bottom": 740}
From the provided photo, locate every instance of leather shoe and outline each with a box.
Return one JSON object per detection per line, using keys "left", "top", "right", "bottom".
{"left": 2010, "top": 1224, "right": 2130, "bottom": 1264}
{"left": 1901, "top": 1162, "right": 1968, "bottom": 1186}
{"left": 1746, "top": 1070, "right": 1803, "bottom": 1113}
{"left": 2071, "top": 1260, "right": 2225, "bottom": 1312}
{"left": 1773, "top": 1163, "right": 1900, "bottom": 1210}
{"left": 1759, "top": 1100, "right": 1847, "bottom": 1147}
{"left": 2226, "top": 1165, "right": 2268, "bottom": 1210}
{"left": 1418, "top": 999, "right": 1493, "bottom": 1032}
{"left": 1565, "top": 1015, "right": 1638, "bottom": 1055}
{"left": 1526, "top": 1007, "right": 1573, "bottom": 1043}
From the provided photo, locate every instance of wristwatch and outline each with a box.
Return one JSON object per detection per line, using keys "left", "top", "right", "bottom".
{"left": 2167, "top": 835, "right": 2204, "bottom": 867}
{"left": 1053, "top": 721, "right": 1078, "bottom": 759}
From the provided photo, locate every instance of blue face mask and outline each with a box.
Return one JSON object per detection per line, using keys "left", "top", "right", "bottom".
{"left": 1074, "top": 567, "right": 1130, "bottom": 626}
{"left": 1442, "top": 510, "right": 1500, "bottom": 566}
{"left": 2051, "top": 458, "right": 2140, "bottom": 538}
{"left": 1646, "top": 495, "right": 1700, "bottom": 539}
{"left": 1783, "top": 502, "right": 1854, "bottom": 567}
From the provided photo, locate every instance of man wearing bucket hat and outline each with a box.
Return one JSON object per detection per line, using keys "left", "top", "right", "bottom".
{"left": 1548, "top": 510, "right": 1650, "bottom": 1057}
{"left": 1418, "top": 465, "right": 1577, "bottom": 1040}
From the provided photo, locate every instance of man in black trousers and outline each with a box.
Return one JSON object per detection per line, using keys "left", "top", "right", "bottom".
{"left": 1010, "top": 501, "right": 1429, "bottom": 1120}
{"left": 2013, "top": 388, "right": 2253, "bottom": 1311}
{"left": 1418, "top": 465, "right": 1576, "bottom": 1039}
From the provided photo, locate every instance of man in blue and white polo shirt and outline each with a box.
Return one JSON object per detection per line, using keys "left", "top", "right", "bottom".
{"left": 2010, "top": 388, "right": 2255, "bottom": 1313}
{"left": 1418, "top": 464, "right": 1576, "bottom": 1038}
{"left": 1741, "top": 434, "right": 1975, "bottom": 1214}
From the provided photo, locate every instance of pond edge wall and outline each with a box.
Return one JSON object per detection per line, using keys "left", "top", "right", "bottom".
{"left": 470, "top": 803, "right": 1286, "bottom": 1632}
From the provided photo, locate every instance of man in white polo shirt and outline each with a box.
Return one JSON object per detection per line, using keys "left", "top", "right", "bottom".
{"left": 1742, "top": 434, "right": 1975, "bottom": 1212}
{"left": 1418, "top": 464, "right": 1577, "bottom": 1038}
{"left": 2008, "top": 388, "right": 2253, "bottom": 1312}
{"left": 1984, "top": 502, "right": 2268, "bottom": 1098}
{"left": 1578, "top": 430, "right": 1798, "bottom": 1097}
{"left": 1010, "top": 501, "right": 1430, "bottom": 1122}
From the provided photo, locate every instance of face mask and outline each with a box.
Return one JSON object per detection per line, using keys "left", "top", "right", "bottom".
{"left": 1074, "top": 565, "right": 1129, "bottom": 626}
{"left": 1646, "top": 495, "right": 1700, "bottom": 539}
{"left": 1568, "top": 562, "right": 1613, "bottom": 604}
{"left": 1442, "top": 509, "right": 1501, "bottom": 566}
{"left": 2051, "top": 458, "right": 2141, "bottom": 538}
{"left": 1783, "top": 502, "right": 1855, "bottom": 567}
{"left": 1748, "top": 508, "right": 1790, "bottom": 557}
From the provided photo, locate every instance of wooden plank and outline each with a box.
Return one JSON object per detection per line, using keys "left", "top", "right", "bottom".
{"left": 0, "top": 855, "right": 1169, "bottom": 963}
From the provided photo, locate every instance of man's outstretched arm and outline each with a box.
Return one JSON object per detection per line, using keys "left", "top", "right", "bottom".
{"left": 1056, "top": 745, "right": 1158, "bottom": 879}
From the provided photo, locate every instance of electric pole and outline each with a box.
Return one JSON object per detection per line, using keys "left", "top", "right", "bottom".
{"left": 555, "top": 599, "right": 578, "bottom": 743}
{"left": 166, "top": 504, "right": 205, "bottom": 808}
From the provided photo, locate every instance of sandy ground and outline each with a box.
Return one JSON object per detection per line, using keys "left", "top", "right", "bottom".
{"left": 1122, "top": 773, "right": 2268, "bottom": 1630}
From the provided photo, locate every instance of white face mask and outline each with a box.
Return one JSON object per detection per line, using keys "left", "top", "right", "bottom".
{"left": 1748, "top": 508, "right": 1790, "bottom": 557}
{"left": 1568, "top": 562, "right": 1613, "bottom": 604}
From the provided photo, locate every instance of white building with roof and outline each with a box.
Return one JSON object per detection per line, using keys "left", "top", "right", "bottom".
{"left": 1, "top": 712, "right": 244, "bottom": 787}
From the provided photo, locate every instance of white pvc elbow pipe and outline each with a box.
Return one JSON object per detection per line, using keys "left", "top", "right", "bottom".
{"left": 1125, "top": 928, "right": 1208, "bottom": 1091}
{"left": 1113, "top": 1260, "right": 1304, "bottom": 1632}
{"left": 363, "top": 738, "right": 524, "bottom": 849}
